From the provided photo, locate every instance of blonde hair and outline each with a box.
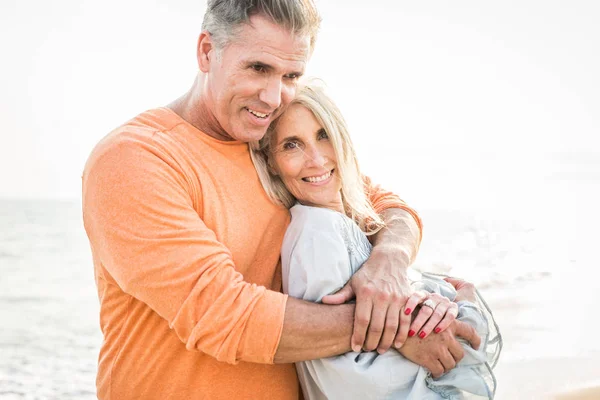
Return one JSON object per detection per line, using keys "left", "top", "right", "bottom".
{"left": 250, "top": 81, "right": 385, "bottom": 234}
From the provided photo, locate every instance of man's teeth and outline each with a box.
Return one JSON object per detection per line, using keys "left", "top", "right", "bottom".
{"left": 247, "top": 108, "right": 269, "bottom": 118}
{"left": 304, "top": 171, "right": 332, "bottom": 183}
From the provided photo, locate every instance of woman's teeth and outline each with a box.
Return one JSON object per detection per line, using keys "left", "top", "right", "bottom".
{"left": 304, "top": 170, "right": 333, "bottom": 183}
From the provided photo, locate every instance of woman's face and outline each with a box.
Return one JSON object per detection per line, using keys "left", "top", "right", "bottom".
{"left": 269, "top": 103, "right": 343, "bottom": 212}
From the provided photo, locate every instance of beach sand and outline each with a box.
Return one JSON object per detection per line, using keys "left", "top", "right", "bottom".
{"left": 553, "top": 386, "right": 600, "bottom": 400}
{"left": 481, "top": 267, "right": 600, "bottom": 399}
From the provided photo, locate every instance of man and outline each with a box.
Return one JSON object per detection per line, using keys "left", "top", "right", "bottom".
{"left": 82, "top": 1, "right": 480, "bottom": 398}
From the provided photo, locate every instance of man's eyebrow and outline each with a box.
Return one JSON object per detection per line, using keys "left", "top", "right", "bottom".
{"left": 245, "top": 60, "right": 273, "bottom": 70}
{"left": 245, "top": 60, "right": 304, "bottom": 77}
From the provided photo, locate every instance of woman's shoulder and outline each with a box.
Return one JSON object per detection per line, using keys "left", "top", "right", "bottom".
{"left": 284, "top": 205, "right": 350, "bottom": 249}
{"left": 282, "top": 205, "right": 348, "bottom": 262}
{"left": 287, "top": 204, "right": 371, "bottom": 253}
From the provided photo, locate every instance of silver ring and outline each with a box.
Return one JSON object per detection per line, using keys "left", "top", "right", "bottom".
{"left": 422, "top": 299, "right": 436, "bottom": 309}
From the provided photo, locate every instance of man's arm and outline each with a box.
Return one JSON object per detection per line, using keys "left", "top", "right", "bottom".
{"left": 274, "top": 299, "right": 354, "bottom": 363}
{"left": 274, "top": 300, "right": 480, "bottom": 367}
{"left": 371, "top": 207, "right": 421, "bottom": 266}
{"left": 83, "top": 136, "right": 287, "bottom": 365}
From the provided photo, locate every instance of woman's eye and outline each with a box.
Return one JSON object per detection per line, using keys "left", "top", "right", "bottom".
{"left": 283, "top": 141, "right": 299, "bottom": 150}
{"left": 318, "top": 130, "right": 329, "bottom": 140}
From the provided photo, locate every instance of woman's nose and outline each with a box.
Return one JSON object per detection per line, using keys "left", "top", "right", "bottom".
{"left": 303, "top": 146, "right": 326, "bottom": 167}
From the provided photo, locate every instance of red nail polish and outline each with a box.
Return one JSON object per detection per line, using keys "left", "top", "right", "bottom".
{"left": 404, "top": 308, "right": 412, "bottom": 315}
{"left": 434, "top": 327, "right": 441, "bottom": 334}
{"left": 419, "top": 331, "right": 426, "bottom": 339}
{"left": 408, "top": 330, "right": 415, "bottom": 337}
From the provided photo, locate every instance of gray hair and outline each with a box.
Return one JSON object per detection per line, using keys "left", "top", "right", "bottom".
{"left": 202, "top": 0, "right": 321, "bottom": 51}
{"left": 250, "top": 81, "right": 386, "bottom": 235}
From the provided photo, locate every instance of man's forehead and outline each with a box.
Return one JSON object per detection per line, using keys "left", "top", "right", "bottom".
{"left": 237, "top": 47, "right": 309, "bottom": 70}
{"left": 233, "top": 16, "right": 311, "bottom": 64}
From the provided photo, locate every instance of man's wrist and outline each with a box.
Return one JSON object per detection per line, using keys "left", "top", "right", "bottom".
{"left": 370, "top": 244, "right": 411, "bottom": 269}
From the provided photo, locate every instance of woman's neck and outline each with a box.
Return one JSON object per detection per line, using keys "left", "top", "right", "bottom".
{"left": 298, "top": 199, "right": 345, "bottom": 215}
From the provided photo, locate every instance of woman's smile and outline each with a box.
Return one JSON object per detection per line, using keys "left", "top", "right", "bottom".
{"left": 302, "top": 169, "right": 334, "bottom": 184}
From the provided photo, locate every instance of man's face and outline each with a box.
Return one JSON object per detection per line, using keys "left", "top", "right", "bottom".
{"left": 203, "top": 15, "right": 311, "bottom": 142}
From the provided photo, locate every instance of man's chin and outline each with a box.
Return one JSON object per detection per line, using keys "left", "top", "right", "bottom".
{"left": 235, "top": 126, "right": 269, "bottom": 143}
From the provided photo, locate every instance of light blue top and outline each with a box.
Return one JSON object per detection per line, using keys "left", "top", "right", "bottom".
{"left": 281, "top": 204, "right": 502, "bottom": 400}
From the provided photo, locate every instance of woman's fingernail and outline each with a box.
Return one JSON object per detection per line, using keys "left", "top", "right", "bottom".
{"left": 419, "top": 331, "right": 426, "bottom": 339}
{"left": 404, "top": 308, "right": 412, "bottom": 315}
{"left": 434, "top": 327, "right": 441, "bottom": 334}
{"left": 408, "top": 330, "right": 416, "bottom": 337}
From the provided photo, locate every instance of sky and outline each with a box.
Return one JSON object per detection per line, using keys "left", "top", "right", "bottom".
{"left": 0, "top": 0, "right": 598, "bottom": 213}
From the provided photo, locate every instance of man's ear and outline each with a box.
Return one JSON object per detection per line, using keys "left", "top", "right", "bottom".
{"left": 197, "top": 31, "right": 214, "bottom": 73}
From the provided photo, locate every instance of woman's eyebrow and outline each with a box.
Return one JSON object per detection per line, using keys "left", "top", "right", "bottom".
{"left": 277, "top": 135, "right": 300, "bottom": 146}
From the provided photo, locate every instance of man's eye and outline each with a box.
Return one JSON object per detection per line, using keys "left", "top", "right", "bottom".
{"left": 284, "top": 73, "right": 300, "bottom": 80}
{"left": 252, "top": 65, "right": 266, "bottom": 73}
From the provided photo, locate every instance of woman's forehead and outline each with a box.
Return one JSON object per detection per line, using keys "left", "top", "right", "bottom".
{"left": 277, "top": 105, "right": 320, "bottom": 131}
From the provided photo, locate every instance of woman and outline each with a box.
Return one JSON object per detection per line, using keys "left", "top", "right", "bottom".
{"left": 250, "top": 82, "right": 502, "bottom": 399}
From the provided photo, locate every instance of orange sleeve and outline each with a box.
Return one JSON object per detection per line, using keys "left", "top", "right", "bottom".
{"left": 82, "top": 136, "right": 286, "bottom": 365}
{"left": 363, "top": 175, "right": 423, "bottom": 245}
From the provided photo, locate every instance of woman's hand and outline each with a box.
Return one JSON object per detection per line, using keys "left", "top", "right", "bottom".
{"left": 393, "top": 290, "right": 428, "bottom": 349}
{"left": 409, "top": 293, "right": 458, "bottom": 339}
{"left": 444, "top": 277, "right": 477, "bottom": 303}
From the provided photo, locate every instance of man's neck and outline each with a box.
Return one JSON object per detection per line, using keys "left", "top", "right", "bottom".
{"left": 167, "top": 75, "right": 233, "bottom": 141}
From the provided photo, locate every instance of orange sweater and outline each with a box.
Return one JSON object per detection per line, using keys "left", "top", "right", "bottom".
{"left": 82, "top": 108, "right": 422, "bottom": 399}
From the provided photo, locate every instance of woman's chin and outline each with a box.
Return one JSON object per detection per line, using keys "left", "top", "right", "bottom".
{"left": 299, "top": 198, "right": 343, "bottom": 213}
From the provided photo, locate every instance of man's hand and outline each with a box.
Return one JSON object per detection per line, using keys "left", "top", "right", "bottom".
{"left": 397, "top": 320, "right": 481, "bottom": 378}
{"left": 322, "top": 207, "right": 421, "bottom": 354}
{"left": 445, "top": 277, "right": 477, "bottom": 303}
{"left": 322, "top": 246, "right": 414, "bottom": 354}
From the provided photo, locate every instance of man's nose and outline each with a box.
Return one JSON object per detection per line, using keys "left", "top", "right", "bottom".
{"left": 259, "top": 78, "right": 282, "bottom": 110}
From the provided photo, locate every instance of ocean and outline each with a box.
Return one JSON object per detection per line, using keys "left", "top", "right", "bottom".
{"left": 0, "top": 199, "right": 100, "bottom": 399}
{"left": 0, "top": 167, "right": 597, "bottom": 397}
